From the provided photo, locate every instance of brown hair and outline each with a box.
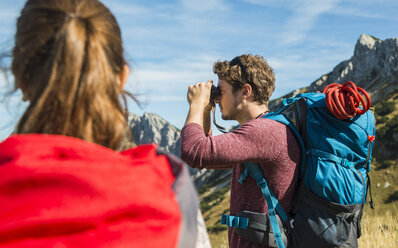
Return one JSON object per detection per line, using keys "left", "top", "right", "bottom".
{"left": 213, "top": 54, "right": 275, "bottom": 105}
{"left": 12, "top": 0, "right": 131, "bottom": 150}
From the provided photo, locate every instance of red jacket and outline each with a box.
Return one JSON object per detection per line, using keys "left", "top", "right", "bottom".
{"left": 0, "top": 134, "right": 197, "bottom": 247}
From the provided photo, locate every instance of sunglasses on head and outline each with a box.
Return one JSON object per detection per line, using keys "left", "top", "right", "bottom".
{"left": 229, "top": 56, "right": 248, "bottom": 81}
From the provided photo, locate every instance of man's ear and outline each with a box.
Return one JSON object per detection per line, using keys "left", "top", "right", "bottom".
{"left": 119, "top": 64, "right": 130, "bottom": 89}
{"left": 242, "top": 84, "right": 252, "bottom": 99}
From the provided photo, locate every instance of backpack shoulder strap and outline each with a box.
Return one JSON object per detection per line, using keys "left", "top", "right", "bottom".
{"left": 241, "top": 163, "right": 287, "bottom": 248}
{"left": 243, "top": 163, "right": 289, "bottom": 222}
{"left": 265, "top": 108, "right": 306, "bottom": 171}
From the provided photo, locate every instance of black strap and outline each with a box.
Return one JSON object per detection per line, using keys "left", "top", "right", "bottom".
{"left": 212, "top": 107, "right": 230, "bottom": 133}
{"left": 366, "top": 172, "right": 374, "bottom": 209}
{"left": 294, "top": 98, "right": 308, "bottom": 180}
{"left": 295, "top": 98, "right": 308, "bottom": 149}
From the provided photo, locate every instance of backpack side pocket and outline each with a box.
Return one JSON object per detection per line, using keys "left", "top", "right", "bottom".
{"left": 290, "top": 184, "right": 362, "bottom": 248}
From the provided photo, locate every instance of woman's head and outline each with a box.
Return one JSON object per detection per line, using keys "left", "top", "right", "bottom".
{"left": 12, "top": 0, "right": 130, "bottom": 150}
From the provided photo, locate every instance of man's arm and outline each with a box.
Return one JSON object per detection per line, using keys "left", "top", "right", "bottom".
{"left": 185, "top": 80, "right": 213, "bottom": 136}
{"left": 180, "top": 118, "right": 289, "bottom": 170}
{"left": 182, "top": 80, "right": 231, "bottom": 169}
{"left": 180, "top": 123, "right": 233, "bottom": 170}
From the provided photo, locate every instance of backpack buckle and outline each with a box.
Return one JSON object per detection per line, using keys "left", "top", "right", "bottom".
{"left": 221, "top": 214, "right": 249, "bottom": 229}
{"left": 256, "top": 178, "right": 267, "bottom": 188}
{"left": 283, "top": 97, "right": 296, "bottom": 106}
{"left": 341, "top": 158, "right": 354, "bottom": 169}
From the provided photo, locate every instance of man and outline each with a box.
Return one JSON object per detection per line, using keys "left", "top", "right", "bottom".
{"left": 180, "top": 54, "right": 300, "bottom": 248}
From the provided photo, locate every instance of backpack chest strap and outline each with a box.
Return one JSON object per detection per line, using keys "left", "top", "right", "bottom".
{"left": 307, "top": 149, "right": 358, "bottom": 169}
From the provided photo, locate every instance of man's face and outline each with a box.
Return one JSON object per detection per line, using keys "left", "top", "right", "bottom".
{"left": 214, "top": 79, "right": 242, "bottom": 121}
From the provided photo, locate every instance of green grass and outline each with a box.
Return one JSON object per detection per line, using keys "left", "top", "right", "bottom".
{"left": 367, "top": 159, "right": 398, "bottom": 212}
{"left": 359, "top": 206, "right": 398, "bottom": 248}
{"left": 200, "top": 185, "right": 229, "bottom": 213}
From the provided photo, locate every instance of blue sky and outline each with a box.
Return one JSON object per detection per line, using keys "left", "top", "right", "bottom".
{"left": 1, "top": 0, "right": 398, "bottom": 139}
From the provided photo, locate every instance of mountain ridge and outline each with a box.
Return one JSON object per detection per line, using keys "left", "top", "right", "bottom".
{"left": 270, "top": 34, "right": 398, "bottom": 110}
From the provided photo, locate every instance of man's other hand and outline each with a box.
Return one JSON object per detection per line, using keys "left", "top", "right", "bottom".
{"left": 187, "top": 80, "right": 213, "bottom": 111}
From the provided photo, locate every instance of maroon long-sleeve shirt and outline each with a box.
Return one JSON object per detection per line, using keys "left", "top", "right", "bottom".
{"left": 180, "top": 118, "right": 300, "bottom": 248}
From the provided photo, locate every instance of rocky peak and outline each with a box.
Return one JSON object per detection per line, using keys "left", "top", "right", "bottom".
{"left": 355, "top": 34, "right": 378, "bottom": 52}
{"left": 309, "top": 34, "right": 398, "bottom": 102}
{"left": 270, "top": 34, "right": 398, "bottom": 110}
{"left": 128, "top": 112, "right": 181, "bottom": 156}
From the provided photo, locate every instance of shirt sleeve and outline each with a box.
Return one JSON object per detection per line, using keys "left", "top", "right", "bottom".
{"left": 180, "top": 119, "right": 290, "bottom": 169}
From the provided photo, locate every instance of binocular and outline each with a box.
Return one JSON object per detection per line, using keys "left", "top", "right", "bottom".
{"left": 209, "top": 85, "right": 229, "bottom": 133}
{"left": 210, "top": 85, "right": 221, "bottom": 104}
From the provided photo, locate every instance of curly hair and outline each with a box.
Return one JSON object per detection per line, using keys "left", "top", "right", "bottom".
{"left": 213, "top": 54, "right": 275, "bottom": 105}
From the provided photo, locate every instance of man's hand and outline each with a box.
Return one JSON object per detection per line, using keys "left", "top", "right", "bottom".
{"left": 187, "top": 80, "right": 213, "bottom": 111}
{"left": 185, "top": 80, "right": 213, "bottom": 134}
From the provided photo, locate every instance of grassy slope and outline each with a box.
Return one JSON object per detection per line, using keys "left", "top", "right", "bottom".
{"left": 200, "top": 92, "right": 398, "bottom": 248}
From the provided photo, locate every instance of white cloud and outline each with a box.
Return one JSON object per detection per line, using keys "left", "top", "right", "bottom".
{"left": 179, "top": 0, "right": 229, "bottom": 12}
{"left": 105, "top": 2, "right": 153, "bottom": 16}
{"left": 126, "top": 54, "right": 218, "bottom": 95}
{"left": 112, "top": 1, "right": 235, "bottom": 65}
{"left": 278, "top": 0, "right": 340, "bottom": 45}
{"left": 242, "top": 0, "right": 292, "bottom": 7}
{"left": 329, "top": 1, "right": 398, "bottom": 21}
{"left": 267, "top": 38, "right": 354, "bottom": 99}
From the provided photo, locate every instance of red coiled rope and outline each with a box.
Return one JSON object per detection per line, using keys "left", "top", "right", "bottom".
{"left": 322, "top": 81, "right": 371, "bottom": 120}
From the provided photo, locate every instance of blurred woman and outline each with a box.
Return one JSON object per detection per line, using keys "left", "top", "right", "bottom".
{"left": 0, "top": 0, "right": 208, "bottom": 247}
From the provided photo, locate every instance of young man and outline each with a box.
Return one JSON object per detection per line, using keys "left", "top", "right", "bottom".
{"left": 180, "top": 54, "right": 300, "bottom": 248}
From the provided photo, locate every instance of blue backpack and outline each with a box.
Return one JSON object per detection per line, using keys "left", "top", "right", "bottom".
{"left": 221, "top": 92, "right": 376, "bottom": 248}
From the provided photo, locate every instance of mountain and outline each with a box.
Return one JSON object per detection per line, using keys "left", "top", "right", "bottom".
{"left": 128, "top": 112, "right": 181, "bottom": 155}
{"left": 270, "top": 34, "right": 398, "bottom": 110}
